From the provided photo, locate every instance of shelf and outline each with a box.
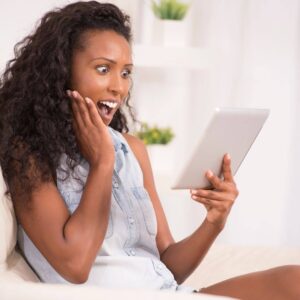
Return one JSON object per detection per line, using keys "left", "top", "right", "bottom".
{"left": 132, "top": 44, "right": 211, "bottom": 69}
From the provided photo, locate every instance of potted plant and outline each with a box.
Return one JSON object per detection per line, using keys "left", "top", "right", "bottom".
{"left": 150, "top": 0, "right": 192, "bottom": 46}
{"left": 135, "top": 122, "right": 174, "bottom": 145}
{"left": 135, "top": 122, "right": 175, "bottom": 172}
{"left": 151, "top": 0, "right": 190, "bottom": 20}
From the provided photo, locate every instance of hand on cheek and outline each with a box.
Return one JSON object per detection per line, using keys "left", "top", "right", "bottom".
{"left": 66, "top": 90, "right": 115, "bottom": 167}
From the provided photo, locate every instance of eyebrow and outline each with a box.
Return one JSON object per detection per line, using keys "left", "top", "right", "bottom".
{"left": 90, "top": 56, "right": 133, "bottom": 67}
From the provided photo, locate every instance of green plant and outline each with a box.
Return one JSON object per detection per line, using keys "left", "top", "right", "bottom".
{"left": 135, "top": 122, "right": 174, "bottom": 145}
{"left": 151, "top": 0, "right": 190, "bottom": 20}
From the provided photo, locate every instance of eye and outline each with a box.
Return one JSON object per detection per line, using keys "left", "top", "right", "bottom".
{"left": 96, "top": 65, "right": 109, "bottom": 74}
{"left": 121, "top": 68, "right": 132, "bottom": 79}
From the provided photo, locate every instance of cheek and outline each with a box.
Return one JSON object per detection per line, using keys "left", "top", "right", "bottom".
{"left": 124, "top": 80, "right": 131, "bottom": 93}
{"left": 72, "top": 71, "right": 108, "bottom": 97}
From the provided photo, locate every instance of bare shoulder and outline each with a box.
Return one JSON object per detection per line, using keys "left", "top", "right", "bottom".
{"left": 121, "top": 132, "right": 152, "bottom": 183}
{"left": 122, "top": 132, "right": 145, "bottom": 149}
{"left": 122, "top": 132, "right": 148, "bottom": 161}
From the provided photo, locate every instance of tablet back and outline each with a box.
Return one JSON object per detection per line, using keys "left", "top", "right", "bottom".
{"left": 172, "top": 108, "right": 270, "bottom": 189}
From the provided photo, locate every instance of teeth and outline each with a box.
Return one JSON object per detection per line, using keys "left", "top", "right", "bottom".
{"left": 101, "top": 101, "right": 117, "bottom": 109}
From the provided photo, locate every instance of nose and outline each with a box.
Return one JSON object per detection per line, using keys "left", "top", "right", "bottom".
{"left": 107, "top": 72, "right": 126, "bottom": 97}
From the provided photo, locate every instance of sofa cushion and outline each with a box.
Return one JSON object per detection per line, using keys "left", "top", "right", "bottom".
{"left": 0, "top": 168, "right": 40, "bottom": 282}
{"left": 0, "top": 168, "right": 17, "bottom": 267}
{"left": 0, "top": 281, "right": 233, "bottom": 300}
{"left": 185, "top": 244, "right": 300, "bottom": 288}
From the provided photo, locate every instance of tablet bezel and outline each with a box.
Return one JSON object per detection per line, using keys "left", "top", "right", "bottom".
{"left": 171, "top": 107, "right": 270, "bottom": 190}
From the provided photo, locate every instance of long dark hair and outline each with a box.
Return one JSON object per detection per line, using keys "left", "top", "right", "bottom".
{"left": 0, "top": 1, "right": 135, "bottom": 200}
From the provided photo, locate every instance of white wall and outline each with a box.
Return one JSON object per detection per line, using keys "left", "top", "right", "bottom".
{"left": 135, "top": 0, "right": 300, "bottom": 247}
{"left": 1, "top": 0, "right": 300, "bottom": 247}
{"left": 222, "top": 0, "right": 300, "bottom": 246}
{"left": 0, "top": 0, "right": 139, "bottom": 70}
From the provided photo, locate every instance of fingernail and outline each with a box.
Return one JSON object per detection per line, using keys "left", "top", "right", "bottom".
{"left": 226, "top": 153, "right": 231, "bottom": 160}
{"left": 206, "top": 170, "right": 213, "bottom": 177}
{"left": 85, "top": 97, "right": 91, "bottom": 104}
{"left": 191, "top": 189, "right": 197, "bottom": 194}
{"left": 72, "top": 91, "right": 77, "bottom": 97}
{"left": 66, "top": 90, "right": 71, "bottom": 96}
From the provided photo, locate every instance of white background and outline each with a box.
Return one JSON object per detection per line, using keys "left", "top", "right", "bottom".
{"left": 1, "top": 0, "right": 300, "bottom": 247}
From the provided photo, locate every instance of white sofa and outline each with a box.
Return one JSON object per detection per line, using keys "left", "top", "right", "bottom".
{"left": 1, "top": 168, "right": 299, "bottom": 300}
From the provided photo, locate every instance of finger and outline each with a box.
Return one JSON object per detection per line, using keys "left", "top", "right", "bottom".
{"left": 191, "top": 195, "right": 221, "bottom": 207}
{"left": 222, "top": 153, "right": 234, "bottom": 182}
{"left": 85, "top": 97, "right": 105, "bottom": 128}
{"left": 72, "top": 90, "right": 92, "bottom": 127}
{"left": 191, "top": 189, "right": 227, "bottom": 202}
{"left": 206, "top": 170, "right": 224, "bottom": 190}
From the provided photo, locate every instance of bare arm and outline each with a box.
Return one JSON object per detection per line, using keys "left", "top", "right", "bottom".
{"left": 159, "top": 219, "right": 222, "bottom": 284}
{"left": 124, "top": 135, "right": 238, "bottom": 284}
{"left": 14, "top": 163, "right": 113, "bottom": 283}
{"left": 13, "top": 91, "right": 114, "bottom": 283}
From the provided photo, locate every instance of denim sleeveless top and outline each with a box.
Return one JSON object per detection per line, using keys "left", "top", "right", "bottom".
{"left": 17, "top": 127, "right": 195, "bottom": 292}
{"left": 18, "top": 127, "right": 197, "bottom": 292}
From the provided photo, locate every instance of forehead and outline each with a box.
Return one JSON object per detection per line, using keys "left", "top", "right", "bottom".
{"left": 75, "top": 30, "right": 132, "bottom": 63}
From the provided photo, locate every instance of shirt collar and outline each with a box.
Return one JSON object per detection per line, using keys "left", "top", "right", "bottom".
{"left": 77, "top": 127, "right": 129, "bottom": 171}
{"left": 108, "top": 126, "right": 129, "bottom": 154}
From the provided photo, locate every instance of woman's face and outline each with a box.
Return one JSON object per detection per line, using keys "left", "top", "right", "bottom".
{"left": 70, "top": 30, "right": 133, "bottom": 126}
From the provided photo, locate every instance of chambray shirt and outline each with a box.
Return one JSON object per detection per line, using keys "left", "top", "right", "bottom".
{"left": 17, "top": 127, "right": 195, "bottom": 292}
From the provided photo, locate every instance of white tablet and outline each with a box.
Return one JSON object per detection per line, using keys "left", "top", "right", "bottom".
{"left": 171, "top": 107, "right": 270, "bottom": 190}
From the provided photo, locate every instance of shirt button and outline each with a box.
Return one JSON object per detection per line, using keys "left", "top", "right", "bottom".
{"left": 128, "top": 217, "right": 135, "bottom": 224}
{"left": 113, "top": 181, "right": 119, "bottom": 188}
{"left": 130, "top": 249, "right": 136, "bottom": 256}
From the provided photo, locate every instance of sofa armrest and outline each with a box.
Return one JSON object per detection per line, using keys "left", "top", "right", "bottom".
{"left": 2, "top": 250, "right": 39, "bottom": 283}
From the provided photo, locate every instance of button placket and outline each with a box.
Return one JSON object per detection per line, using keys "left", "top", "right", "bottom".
{"left": 125, "top": 247, "right": 135, "bottom": 256}
{"left": 113, "top": 180, "right": 119, "bottom": 188}
{"left": 113, "top": 173, "right": 138, "bottom": 252}
{"left": 128, "top": 216, "right": 135, "bottom": 225}
{"left": 130, "top": 248, "right": 136, "bottom": 256}
{"left": 126, "top": 213, "right": 138, "bottom": 248}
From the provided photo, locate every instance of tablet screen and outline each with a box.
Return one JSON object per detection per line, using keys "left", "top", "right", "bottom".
{"left": 171, "top": 108, "right": 270, "bottom": 189}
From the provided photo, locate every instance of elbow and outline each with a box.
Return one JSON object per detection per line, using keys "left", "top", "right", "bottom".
{"left": 174, "top": 270, "right": 195, "bottom": 285}
{"left": 61, "top": 256, "right": 91, "bottom": 284}
{"left": 67, "top": 269, "right": 89, "bottom": 284}
{"left": 174, "top": 275, "right": 185, "bottom": 285}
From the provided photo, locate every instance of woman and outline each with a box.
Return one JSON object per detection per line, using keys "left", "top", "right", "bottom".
{"left": 0, "top": 1, "right": 299, "bottom": 298}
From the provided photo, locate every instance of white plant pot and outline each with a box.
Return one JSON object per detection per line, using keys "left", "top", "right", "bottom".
{"left": 147, "top": 144, "right": 173, "bottom": 173}
{"left": 152, "top": 19, "right": 191, "bottom": 47}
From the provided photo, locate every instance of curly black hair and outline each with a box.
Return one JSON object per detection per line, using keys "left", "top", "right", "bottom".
{"left": 0, "top": 1, "right": 135, "bottom": 201}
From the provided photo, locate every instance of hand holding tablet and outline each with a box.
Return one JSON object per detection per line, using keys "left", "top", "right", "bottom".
{"left": 172, "top": 108, "right": 270, "bottom": 190}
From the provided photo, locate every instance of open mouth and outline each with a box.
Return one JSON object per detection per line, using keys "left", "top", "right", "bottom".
{"left": 96, "top": 100, "right": 118, "bottom": 121}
